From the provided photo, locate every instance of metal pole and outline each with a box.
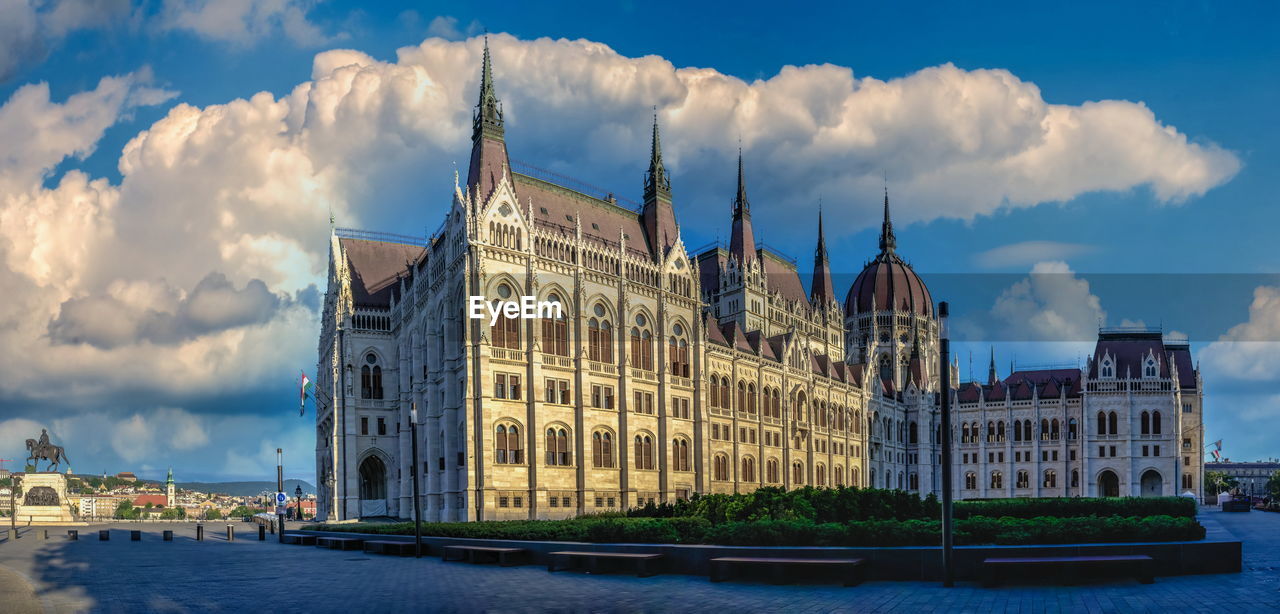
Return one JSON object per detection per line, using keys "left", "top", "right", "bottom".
{"left": 938, "top": 301, "right": 954, "bottom": 587}
{"left": 277, "top": 448, "right": 285, "bottom": 543}
{"left": 8, "top": 478, "right": 16, "bottom": 540}
{"left": 411, "top": 406, "right": 423, "bottom": 558}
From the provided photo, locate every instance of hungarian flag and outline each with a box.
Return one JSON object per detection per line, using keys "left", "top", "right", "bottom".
{"left": 299, "top": 371, "right": 314, "bottom": 416}
{"left": 1211, "top": 449, "right": 1221, "bottom": 461}
{"left": 1211, "top": 439, "right": 1223, "bottom": 451}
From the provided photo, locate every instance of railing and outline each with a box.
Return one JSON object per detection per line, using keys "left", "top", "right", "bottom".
{"left": 589, "top": 361, "right": 617, "bottom": 375}
{"left": 630, "top": 367, "right": 657, "bottom": 382}
{"left": 511, "top": 160, "right": 642, "bottom": 211}
{"left": 335, "top": 227, "right": 427, "bottom": 246}
{"left": 542, "top": 353, "right": 573, "bottom": 368}
{"left": 671, "top": 375, "right": 693, "bottom": 388}
{"left": 491, "top": 347, "right": 526, "bottom": 362}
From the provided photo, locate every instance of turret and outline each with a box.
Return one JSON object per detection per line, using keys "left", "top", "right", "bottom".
{"left": 641, "top": 113, "right": 679, "bottom": 258}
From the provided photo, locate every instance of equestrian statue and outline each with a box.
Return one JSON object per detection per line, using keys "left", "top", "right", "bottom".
{"left": 26, "top": 428, "right": 70, "bottom": 472}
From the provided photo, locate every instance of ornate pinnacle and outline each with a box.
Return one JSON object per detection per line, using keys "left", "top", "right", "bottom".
{"left": 473, "top": 36, "right": 504, "bottom": 141}
{"left": 645, "top": 111, "right": 670, "bottom": 197}
{"left": 878, "top": 186, "right": 897, "bottom": 255}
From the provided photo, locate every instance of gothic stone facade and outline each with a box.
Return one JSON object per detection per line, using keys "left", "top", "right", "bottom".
{"left": 313, "top": 44, "right": 1205, "bottom": 521}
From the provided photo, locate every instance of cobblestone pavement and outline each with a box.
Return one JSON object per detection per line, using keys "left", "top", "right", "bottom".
{"left": 1, "top": 509, "right": 1277, "bottom": 613}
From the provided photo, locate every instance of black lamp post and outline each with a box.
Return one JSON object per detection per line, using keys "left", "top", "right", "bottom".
{"left": 276, "top": 448, "right": 285, "bottom": 543}
{"left": 410, "top": 404, "right": 423, "bottom": 558}
{"left": 295, "top": 485, "right": 303, "bottom": 521}
{"left": 938, "top": 301, "right": 954, "bottom": 587}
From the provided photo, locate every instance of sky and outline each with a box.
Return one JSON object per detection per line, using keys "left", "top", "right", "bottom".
{"left": 0, "top": 0, "right": 1277, "bottom": 481}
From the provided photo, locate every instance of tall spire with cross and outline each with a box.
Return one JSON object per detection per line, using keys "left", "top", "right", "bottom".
{"left": 988, "top": 347, "right": 999, "bottom": 385}
{"left": 729, "top": 148, "right": 756, "bottom": 265}
{"left": 878, "top": 185, "right": 897, "bottom": 255}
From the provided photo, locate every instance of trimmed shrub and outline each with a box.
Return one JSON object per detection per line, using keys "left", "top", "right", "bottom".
{"left": 304, "top": 514, "right": 1202, "bottom": 546}
{"left": 954, "top": 497, "right": 1195, "bottom": 520}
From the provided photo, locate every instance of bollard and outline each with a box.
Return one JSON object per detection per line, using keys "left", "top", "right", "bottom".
{"left": 37, "top": 529, "right": 48, "bottom": 540}
{"left": 196, "top": 524, "right": 204, "bottom": 541}
{"left": 130, "top": 530, "right": 141, "bottom": 541}
{"left": 7, "top": 529, "right": 17, "bottom": 541}
{"left": 67, "top": 530, "right": 78, "bottom": 540}
{"left": 163, "top": 530, "right": 173, "bottom": 541}
{"left": 258, "top": 524, "right": 266, "bottom": 541}
{"left": 99, "top": 530, "right": 110, "bottom": 541}
{"left": 226, "top": 525, "right": 234, "bottom": 541}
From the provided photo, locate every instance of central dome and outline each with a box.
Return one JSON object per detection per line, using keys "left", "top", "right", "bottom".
{"left": 844, "top": 191, "right": 932, "bottom": 318}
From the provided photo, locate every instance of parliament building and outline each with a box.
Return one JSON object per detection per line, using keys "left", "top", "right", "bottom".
{"left": 314, "top": 44, "right": 1206, "bottom": 521}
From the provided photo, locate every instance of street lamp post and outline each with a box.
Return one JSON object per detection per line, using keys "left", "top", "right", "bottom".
{"left": 410, "top": 404, "right": 423, "bottom": 558}
{"left": 938, "top": 301, "right": 954, "bottom": 588}
{"left": 295, "top": 485, "right": 303, "bottom": 522}
{"left": 276, "top": 448, "right": 285, "bottom": 543}
{"left": 8, "top": 476, "right": 17, "bottom": 540}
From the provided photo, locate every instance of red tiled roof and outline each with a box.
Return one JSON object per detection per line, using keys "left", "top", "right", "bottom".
{"left": 704, "top": 313, "right": 729, "bottom": 347}
{"left": 760, "top": 249, "right": 809, "bottom": 306}
{"left": 133, "top": 494, "right": 167, "bottom": 508}
{"left": 515, "top": 174, "right": 651, "bottom": 259}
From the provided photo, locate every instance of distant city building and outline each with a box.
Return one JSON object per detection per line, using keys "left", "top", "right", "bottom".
{"left": 1206, "top": 461, "right": 1280, "bottom": 496}
{"left": 315, "top": 44, "right": 1208, "bottom": 522}
{"left": 116, "top": 472, "right": 137, "bottom": 482}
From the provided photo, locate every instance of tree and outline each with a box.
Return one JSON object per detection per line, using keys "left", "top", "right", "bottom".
{"left": 159, "top": 508, "right": 179, "bottom": 520}
{"left": 204, "top": 508, "right": 222, "bottom": 520}
{"left": 1266, "top": 470, "right": 1280, "bottom": 501}
{"left": 115, "top": 500, "right": 137, "bottom": 520}
{"left": 1204, "top": 470, "right": 1239, "bottom": 495}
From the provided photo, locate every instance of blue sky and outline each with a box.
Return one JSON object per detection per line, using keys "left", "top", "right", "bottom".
{"left": 0, "top": 1, "right": 1276, "bottom": 481}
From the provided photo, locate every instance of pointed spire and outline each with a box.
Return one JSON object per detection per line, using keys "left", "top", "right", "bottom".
{"left": 729, "top": 149, "right": 756, "bottom": 265}
{"left": 472, "top": 36, "right": 504, "bottom": 142}
{"left": 644, "top": 110, "right": 670, "bottom": 200}
{"left": 987, "top": 347, "right": 998, "bottom": 385}
{"left": 878, "top": 185, "right": 897, "bottom": 255}
{"left": 810, "top": 206, "right": 835, "bottom": 307}
{"left": 733, "top": 148, "right": 749, "bottom": 215}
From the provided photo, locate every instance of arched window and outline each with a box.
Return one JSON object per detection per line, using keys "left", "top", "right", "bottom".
{"left": 1016, "top": 470, "right": 1030, "bottom": 489}
{"left": 741, "top": 457, "right": 756, "bottom": 482}
{"left": 1012, "top": 420, "right": 1021, "bottom": 442}
{"left": 816, "top": 463, "right": 827, "bottom": 487}
{"left": 672, "top": 438, "right": 690, "bottom": 471}
{"left": 1043, "top": 469, "right": 1057, "bottom": 488}
{"left": 713, "top": 455, "right": 729, "bottom": 481}
{"left": 962, "top": 423, "right": 971, "bottom": 443}
{"left": 909, "top": 473, "right": 919, "bottom": 490}
{"left": 737, "top": 381, "right": 746, "bottom": 413}
{"left": 909, "top": 421, "right": 918, "bottom": 444}
{"left": 795, "top": 392, "right": 807, "bottom": 423}
{"left": 835, "top": 465, "right": 845, "bottom": 487}
{"left": 996, "top": 421, "right": 1005, "bottom": 442}
{"left": 747, "top": 383, "right": 757, "bottom": 415}
{"left": 1152, "top": 411, "right": 1162, "bottom": 434}
{"left": 965, "top": 472, "right": 977, "bottom": 490}
{"left": 1022, "top": 420, "right": 1032, "bottom": 442}
{"left": 771, "top": 388, "right": 782, "bottom": 419}
{"left": 592, "top": 431, "right": 614, "bottom": 468}
{"left": 491, "top": 286, "right": 521, "bottom": 349}
{"left": 852, "top": 471, "right": 861, "bottom": 488}
{"left": 541, "top": 293, "right": 569, "bottom": 356}
{"left": 629, "top": 323, "right": 654, "bottom": 371}
{"left": 766, "top": 458, "right": 780, "bottom": 483}
{"left": 1108, "top": 411, "right": 1118, "bottom": 435}
{"left": 1071, "top": 469, "right": 1080, "bottom": 488}
{"left": 721, "top": 376, "right": 732, "bottom": 410}
{"left": 1051, "top": 419, "right": 1060, "bottom": 440}
{"left": 545, "top": 427, "right": 570, "bottom": 466}
{"left": 990, "top": 471, "right": 1003, "bottom": 489}
{"left": 1040, "top": 419, "right": 1050, "bottom": 441}
{"left": 588, "top": 310, "right": 614, "bottom": 363}
{"left": 669, "top": 330, "right": 690, "bottom": 377}
{"left": 793, "top": 461, "right": 805, "bottom": 486}
{"left": 1097, "top": 411, "right": 1107, "bottom": 435}
{"left": 634, "top": 435, "right": 654, "bottom": 470}
{"left": 361, "top": 365, "right": 372, "bottom": 399}
{"left": 495, "top": 423, "right": 522, "bottom": 464}
{"left": 1068, "top": 418, "right": 1078, "bottom": 440}
{"left": 1141, "top": 411, "right": 1150, "bottom": 435}
{"left": 370, "top": 366, "right": 383, "bottom": 399}
{"left": 987, "top": 421, "right": 996, "bottom": 442}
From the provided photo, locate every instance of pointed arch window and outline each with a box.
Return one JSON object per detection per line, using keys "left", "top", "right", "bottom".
{"left": 495, "top": 423, "right": 523, "bottom": 464}
{"left": 541, "top": 293, "right": 569, "bottom": 356}
{"left": 1152, "top": 411, "right": 1162, "bottom": 434}
{"left": 672, "top": 437, "right": 690, "bottom": 471}
{"left": 792, "top": 461, "right": 805, "bottom": 486}
{"left": 713, "top": 454, "right": 729, "bottom": 481}
{"left": 545, "top": 427, "right": 571, "bottom": 466}
{"left": 1108, "top": 411, "right": 1118, "bottom": 435}
{"left": 634, "top": 435, "right": 654, "bottom": 470}
{"left": 741, "top": 457, "right": 756, "bottom": 483}
{"left": 1141, "top": 411, "right": 1151, "bottom": 435}
{"left": 766, "top": 458, "right": 780, "bottom": 483}
{"left": 592, "top": 431, "right": 614, "bottom": 468}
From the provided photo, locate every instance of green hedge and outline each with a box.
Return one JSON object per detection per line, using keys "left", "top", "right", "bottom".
{"left": 624, "top": 488, "right": 1194, "bottom": 523}
{"left": 305, "top": 514, "right": 1202, "bottom": 547}
{"left": 954, "top": 497, "right": 1196, "bottom": 520}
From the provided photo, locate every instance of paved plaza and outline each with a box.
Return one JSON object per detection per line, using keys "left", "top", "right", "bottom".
{"left": 0, "top": 509, "right": 1277, "bottom": 613}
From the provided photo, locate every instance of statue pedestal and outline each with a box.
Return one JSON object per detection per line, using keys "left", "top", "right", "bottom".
{"left": 15, "top": 473, "right": 83, "bottom": 525}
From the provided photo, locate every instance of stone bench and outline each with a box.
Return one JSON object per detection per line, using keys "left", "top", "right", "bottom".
{"left": 709, "top": 556, "right": 866, "bottom": 586}
{"left": 364, "top": 540, "right": 420, "bottom": 556}
{"left": 548, "top": 551, "right": 664, "bottom": 577}
{"left": 982, "top": 555, "right": 1155, "bottom": 587}
{"left": 316, "top": 536, "right": 363, "bottom": 551}
{"left": 282, "top": 534, "right": 317, "bottom": 546}
{"left": 442, "top": 545, "right": 526, "bottom": 567}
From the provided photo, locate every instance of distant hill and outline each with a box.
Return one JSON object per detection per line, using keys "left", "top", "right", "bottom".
{"left": 176, "top": 480, "right": 315, "bottom": 496}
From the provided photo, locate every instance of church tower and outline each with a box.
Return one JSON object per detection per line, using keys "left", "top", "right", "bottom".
{"left": 466, "top": 37, "right": 512, "bottom": 208}
{"left": 641, "top": 114, "right": 680, "bottom": 258}
{"left": 165, "top": 467, "right": 175, "bottom": 508}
